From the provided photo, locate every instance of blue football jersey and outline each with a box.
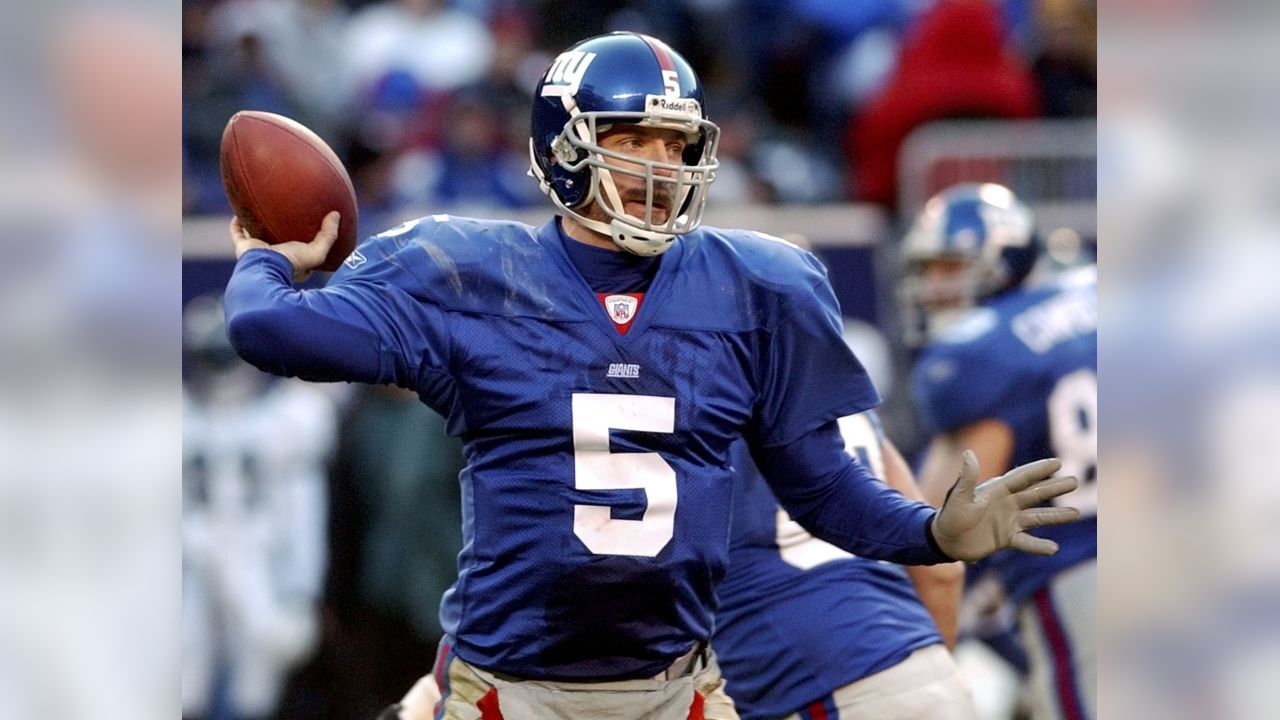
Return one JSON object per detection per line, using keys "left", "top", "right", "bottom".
{"left": 912, "top": 265, "right": 1097, "bottom": 604}
{"left": 231, "top": 216, "right": 887, "bottom": 680}
{"left": 714, "top": 410, "right": 941, "bottom": 719}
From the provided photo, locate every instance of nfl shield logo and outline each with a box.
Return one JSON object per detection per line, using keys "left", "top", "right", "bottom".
{"left": 604, "top": 294, "right": 638, "bottom": 325}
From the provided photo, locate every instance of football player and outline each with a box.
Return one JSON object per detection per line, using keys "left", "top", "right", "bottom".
{"left": 223, "top": 34, "right": 1079, "bottom": 720}
{"left": 714, "top": 409, "right": 975, "bottom": 720}
{"left": 905, "top": 183, "right": 1097, "bottom": 720}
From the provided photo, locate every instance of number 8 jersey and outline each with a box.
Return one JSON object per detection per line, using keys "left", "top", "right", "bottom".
{"left": 226, "top": 215, "right": 881, "bottom": 680}
{"left": 911, "top": 265, "right": 1097, "bottom": 605}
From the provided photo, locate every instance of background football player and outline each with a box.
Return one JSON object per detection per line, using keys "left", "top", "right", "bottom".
{"left": 904, "top": 183, "right": 1097, "bottom": 720}
{"left": 714, "top": 407, "right": 974, "bottom": 720}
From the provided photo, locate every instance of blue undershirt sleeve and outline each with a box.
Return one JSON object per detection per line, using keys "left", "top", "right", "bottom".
{"left": 751, "top": 420, "right": 953, "bottom": 565}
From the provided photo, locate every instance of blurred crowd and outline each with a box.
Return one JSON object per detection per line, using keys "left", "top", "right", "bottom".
{"left": 183, "top": 0, "right": 1096, "bottom": 231}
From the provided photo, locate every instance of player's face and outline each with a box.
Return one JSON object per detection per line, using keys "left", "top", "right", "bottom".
{"left": 594, "top": 125, "right": 688, "bottom": 225}
{"left": 918, "top": 257, "right": 972, "bottom": 312}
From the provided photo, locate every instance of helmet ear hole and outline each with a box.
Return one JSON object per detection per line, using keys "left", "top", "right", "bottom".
{"left": 551, "top": 135, "right": 579, "bottom": 166}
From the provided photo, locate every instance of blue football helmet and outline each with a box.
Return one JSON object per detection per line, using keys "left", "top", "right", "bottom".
{"left": 529, "top": 32, "right": 720, "bottom": 255}
{"left": 898, "top": 183, "right": 1040, "bottom": 345}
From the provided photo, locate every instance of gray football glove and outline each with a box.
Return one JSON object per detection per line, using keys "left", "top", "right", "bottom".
{"left": 931, "top": 451, "right": 1081, "bottom": 563}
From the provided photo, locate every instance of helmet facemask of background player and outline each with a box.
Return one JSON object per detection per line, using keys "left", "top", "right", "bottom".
{"left": 529, "top": 32, "right": 720, "bottom": 256}
{"left": 897, "top": 183, "right": 1040, "bottom": 346}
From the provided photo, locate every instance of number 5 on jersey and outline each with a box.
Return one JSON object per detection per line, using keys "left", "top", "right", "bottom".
{"left": 572, "top": 393, "right": 677, "bottom": 557}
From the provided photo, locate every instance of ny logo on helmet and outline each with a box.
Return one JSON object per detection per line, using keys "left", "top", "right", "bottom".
{"left": 541, "top": 51, "right": 597, "bottom": 98}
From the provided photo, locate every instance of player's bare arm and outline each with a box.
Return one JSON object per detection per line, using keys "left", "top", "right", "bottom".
{"left": 919, "top": 419, "right": 1016, "bottom": 508}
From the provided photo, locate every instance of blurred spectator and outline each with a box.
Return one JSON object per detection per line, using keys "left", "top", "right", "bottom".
{"left": 207, "top": 0, "right": 353, "bottom": 141}
{"left": 183, "top": 1, "right": 303, "bottom": 214}
{"left": 306, "top": 384, "right": 465, "bottom": 720}
{"left": 753, "top": 130, "right": 847, "bottom": 204}
{"left": 533, "top": 0, "right": 693, "bottom": 62}
{"left": 705, "top": 102, "right": 773, "bottom": 205}
{"left": 385, "top": 9, "right": 545, "bottom": 211}
{"left": 999, "top": 0, "right": 1040, "bottom": 57}
{"left": 788, "top": 0, "right": 916, "bottom": 139}
{"left": 350, "top": 67, "right": 449, "bottom": 188}
{"left": 790, "top": 0, "right": 912, "bottom": 47}
{"left": 1031, "top": 0, "right": 1096, "bottom": 117}
{"left": 182, "top": 296, "right": 336, "bottom": 720}
{"left": 197, "top": 31, "right": 299, "bottom": 139}
{"left": 376, "top": 91, "right": 509, "bottom": 211}
{"left": 708, "top": 100, "right": 842, "bottom": 205}
{"left": 487, "top": 5, "right": 553, "bottom": 99}
{"left": 451, "top": 8, "right": 547, "bottom": 207}
{"left": 344, "top": 0, "right": 493, "bottom": 101}
{"left": 845, "top": 0, "right": 1040, "bottom": 208}
{"left": 185, "top": 141, "right": 228, "bottom": 216}
{"left": 745, "top": 3, "right": 820, "bottom": 131}
{"left": 431, "top": 90, "right": 538, "bottom": 208}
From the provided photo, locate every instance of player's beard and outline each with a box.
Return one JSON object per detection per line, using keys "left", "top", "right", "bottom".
{"left": 590, "top": 186, "right": 673, "bottom": 225}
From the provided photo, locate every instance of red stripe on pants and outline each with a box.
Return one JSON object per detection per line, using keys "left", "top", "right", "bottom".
{"left": 1034, "top": 587, "right": 1084, "bottom": 720}
{"left": 688, "top": 691, "right": 705, "bottom": 720}
{"left": 477, "top": 687, "right": 503, "bottom": 720}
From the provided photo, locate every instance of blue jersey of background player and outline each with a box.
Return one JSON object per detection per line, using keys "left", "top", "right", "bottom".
{"left": 715, "top": 409, "right": 976, "bottom": 720}
{"left": 221, "top": 34, "right": 1079, "bottom": 720}
{"left": 904, "top": 184, "right": 1097, "bottom": 720}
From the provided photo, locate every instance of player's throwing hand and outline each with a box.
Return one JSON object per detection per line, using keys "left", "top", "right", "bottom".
{"left": 931, "top": 451, "right": 1079, "bottom": 562}
{"left": 230, "top": 211, "right": 341, "bottom": 284}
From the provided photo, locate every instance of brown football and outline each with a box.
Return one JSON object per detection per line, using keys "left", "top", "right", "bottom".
{"left": 220, "top": 110, "right": 358, "bottom": 272}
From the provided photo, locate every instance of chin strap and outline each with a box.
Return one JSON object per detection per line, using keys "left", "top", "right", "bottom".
{"left": 561, "top": 207, "right": 676, "bottom": 257}
{"left": 611, "top": 224, "right": 677, "bottom": 256}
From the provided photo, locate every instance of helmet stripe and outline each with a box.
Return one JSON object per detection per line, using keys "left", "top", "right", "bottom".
{"left": 639, "top": 33, "right": 677, "bottom": 73}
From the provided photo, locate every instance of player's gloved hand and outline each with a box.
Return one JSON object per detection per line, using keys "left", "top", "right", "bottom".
{"left": 930, "top": 451, "right": 1080, "bottom": 562}
{"left": 229, "top": 211, "right": 340, "bottom": 284}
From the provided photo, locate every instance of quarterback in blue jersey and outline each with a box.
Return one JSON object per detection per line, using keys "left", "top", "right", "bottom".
{"left": 905, "top": 184, "right": 1097, "bottom": 720}
{"left": 223, "top": 34, "right": 1080, "bottom": 720}
{"left": 715, "top": 409, "right": 976, "bottom": 720}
